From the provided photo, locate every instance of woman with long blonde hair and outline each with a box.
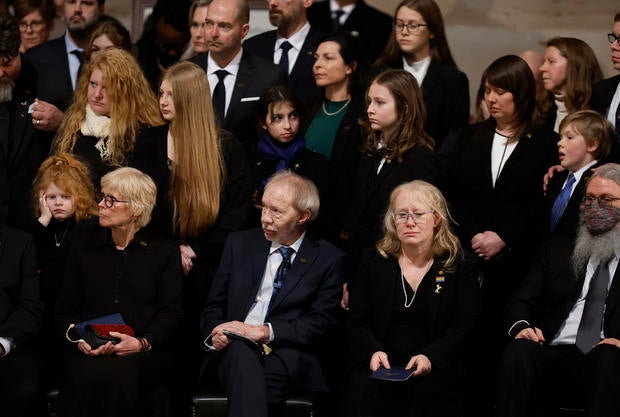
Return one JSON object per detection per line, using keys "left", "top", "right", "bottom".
{"left": 52, "top": 47, "right": 162, "bottom": 183}
{"left": 133, "top": 60, "right": 251, "bottom": 302}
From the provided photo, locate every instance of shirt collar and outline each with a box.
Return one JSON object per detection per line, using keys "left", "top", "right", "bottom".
{"left": 207, "top": 48, "right": 243, "bottom": 77}
{"left": 269, "top": 231, "right": 305, "bottom": 255}
{"left": 568, "top": 160, "right": 598, "bottom": 188}
{"left": 330, "top": 0, "right": 356, "bottom": 15}
{"left": 64, "top": 31, "right": 81, "bottom": 54}
{"left": 276, "top": 21, "right": 310, "bottom": 52}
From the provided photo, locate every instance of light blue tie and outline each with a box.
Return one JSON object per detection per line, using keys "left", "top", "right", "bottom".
{"left": 550, "top": 173, "right": 575, "bottom": 232}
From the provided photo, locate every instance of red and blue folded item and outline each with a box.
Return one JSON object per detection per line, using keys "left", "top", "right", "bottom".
{"left": 66, "top": 313, "right": 135, "bottom": 348}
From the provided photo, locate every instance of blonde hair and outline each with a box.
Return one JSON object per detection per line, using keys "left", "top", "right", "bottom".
{"left": 558, "top": 110, "right": 614, "bottom": 161}
{"left": 265, "top": 170, "right": 320, "bottom": 221}
{"left": 377, "top": 180, "right": 462, "bottom": 271}
{"left": 162, "top": 61, "right": 225, "bottom": 240}
{"left": 32, "top": 153, "right": 98, "bottom": 222}
{"left": 100, "top": 167, "right": 157, "bottom": 228}
{"left": 53, "top": 48, "right": 163, "bottom": 167}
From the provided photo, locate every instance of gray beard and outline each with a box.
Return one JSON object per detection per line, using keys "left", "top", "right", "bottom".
{"left": 0, "top": 76, "right": 14, "bottom": 103}
{"left": 571, "top": 223, "right": 620, "bottom": 272}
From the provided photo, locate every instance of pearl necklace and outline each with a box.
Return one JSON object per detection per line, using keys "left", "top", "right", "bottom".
{"left": 322, "top": 97, "right": 351, "bottom": 116}
{"left": 400, "top": 258, "right": 433, "bottom": 308}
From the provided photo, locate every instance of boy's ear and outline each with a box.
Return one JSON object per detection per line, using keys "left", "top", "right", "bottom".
{"left": 586, "top": 138, "right": 600, "bottom": 153}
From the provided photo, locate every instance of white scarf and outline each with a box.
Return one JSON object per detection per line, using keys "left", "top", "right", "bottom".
{"left": 80, "top": 104, "right": 111, "bottom": 159}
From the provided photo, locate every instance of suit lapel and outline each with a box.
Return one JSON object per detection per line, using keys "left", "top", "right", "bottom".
{"left": 421, "top": 61, "right": 440, "bottom": 96}
{"left": 604, "top": 261, "right": 620, "bottom": 319}
{"left": 241, "top": 239, "right": 272, "bottom": 318}
{"left": 495, "top": 131, "right": 534, "bottom": 189}
{"left": 225, "top": 53, "right": 251, "bottom": 124}
{"left": 268, "top": 236, "right": 318, "bottom": 313}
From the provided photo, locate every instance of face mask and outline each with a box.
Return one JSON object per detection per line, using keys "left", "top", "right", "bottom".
{"left": 582, "top": 203, "right": 620, "bottom": 235}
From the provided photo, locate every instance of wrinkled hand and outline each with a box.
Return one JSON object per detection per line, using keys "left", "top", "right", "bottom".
{"left": 369, "top": 351, "right": 391, "bottom": 372}
{"left": 212, "top": 321, "right": 269, "bottom": 345}
{"left": 515, "top": 327, "right": 545, "bottom": 345}
{"left": 471, "top": 231, "right": 506, "bottom": 261}
{"left": 180, "top": 244, "right": 197, "bottom": 276}
{"left": 77, "top": 340, "right": 115, "bottom": 356}
{"left": 597, "top": 338, "right": 620, "bottom": 349}
{"left": 110, "top": 332, "right": 142, "bottom": 356}
{"left": 406, "top": 354, "right": 432, "bottom": 377}
{"left": 31, "top": 99, "right": 64, "bottom": 132}
{"left": 37, "top": 190, "right": 52, "bottom": 226}
{"left": 543, "top": 164, "right": 565, "bottom": 194}
{"left": 340, "top": 283, "right": 350, "bottom": 311}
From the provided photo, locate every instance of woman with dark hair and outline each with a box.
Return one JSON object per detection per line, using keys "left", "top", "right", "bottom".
{"left": 372, "top": 0, "right": 469, "bottom": 148}
{"left": 342, "top": 69, "right": 440, "bottom": 306}
{"left": 306, "top": 32, "right": 366, "bottom": 245}
{"left": 13, "top": 0, "right": 55, "bottom": 53}
{"left": 341, "top": 180, "right": 481, "bottom": 417}
{"left": 86, "top": 16, "right": 133, "bottom": 60}
{"left": 539, "top": 37, "right": 603, "bottom": 132}
{"left": 442, "top": 54, "right": 559, "bottom": 415}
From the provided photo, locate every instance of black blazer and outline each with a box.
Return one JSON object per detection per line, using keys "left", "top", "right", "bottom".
{"left": 243, "top": 27, "right": 324, "bottom": 108}
{"left": 370, "top": 60, "right": 470, "bottom": 149}
{"left": 590, "top": 74, "right": 620, "bottom": 118}
{"left": 505, "top": 236, "right": 620, "bottom": 342}
{"left": 0, "top": 224, "right": 42, "bottom": 350}
{"left": 307, "top": 0, "right": 392, "bottom": 66}
{"left": 201, "top": 228, "right": 345, "bottom": 390}
{"left": 347, "top": 248, "right": 481, "bottom": 371}
{"left": 24, "top": 36, "right": 71, "bottom": 91}
{"left": 443, "top": 120, "right": 559, "bottom": 256}
{"left": 190, "top": 51, "right": 287, "bottom": 149}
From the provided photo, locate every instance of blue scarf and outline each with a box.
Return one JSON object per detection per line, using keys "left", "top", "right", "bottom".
{"left": 256, "top": 132, "right": 306, "bottom": 190}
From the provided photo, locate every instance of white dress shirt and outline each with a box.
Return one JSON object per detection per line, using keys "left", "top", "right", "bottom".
{"left": 207, "top": 49, "right": 243, "bottom": 117}
{"left": 65, "top": 32, "right": 83, "bottom": 90}
{"left": 274, "top": 22, "right": 310, "bottom": 75}
{"left": 402, "top": 55, "right": 431, "bottom": 87}
{"left": 606, "top": 82, "right": 620, "bottom": 129}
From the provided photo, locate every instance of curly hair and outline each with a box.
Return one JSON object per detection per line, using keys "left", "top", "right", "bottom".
{"left": 32, "top": 153, "right": 98, "bottom": 222}
{"left": 377, "top": 180, "right": 462, "bottom": 271}
{"left": 361, "top": 69, "right": 433, "bottom": 161}
{"left": 52, "top": 48, "right": 163, "bottom": 167}
{"left": 162, "top": 61, "right": 225, "bottom": 240}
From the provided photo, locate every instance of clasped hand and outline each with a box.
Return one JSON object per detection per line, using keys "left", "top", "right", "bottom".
{"left": 471, "top": 231, "right": 506, "bottom": 261}
{"left": 77, "top": 332, "right": 142, "bottom": 357}
{"left": 210, "top": 321, "right": 269, "bottom": 351}
{"left": 369, "top": 351, "right": 432, "bottom": 377}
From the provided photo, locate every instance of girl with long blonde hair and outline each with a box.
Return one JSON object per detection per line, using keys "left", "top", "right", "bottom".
{"left": 52, "top": 47, "right": 162, "bottom": 183}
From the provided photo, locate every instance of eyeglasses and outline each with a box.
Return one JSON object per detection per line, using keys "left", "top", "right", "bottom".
{"left": 260, "top": 205, "right": 285, "bottom": 220}
{"left": 392, "top": 210, "right": 433, "bottom": 224}
{"left": 18, "top": 20, "right": 44, "bottom": 32}
{"left": 97, "top": 192, "right": 129, "bottom": 208}
{"left": 394, "top": 21, "right": 428, "bottom": 34}
{"left": 607, "top": 33, "right": 620, "bottom": 45}
{"left": 583, "top": 195, "right": 620, "bottom": 208}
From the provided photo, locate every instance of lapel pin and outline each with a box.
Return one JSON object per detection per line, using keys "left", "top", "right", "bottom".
{"left": 139, "top": 241, "right": 148, "bottom": 247}
{"left": 435, "top": 284, "right": 443, "bottom": 294}
{"left": 238, "top": 83, "right": 246, "bottom": 89}
{"left": 300, "top": 258, "right": 308, "bottom": 263}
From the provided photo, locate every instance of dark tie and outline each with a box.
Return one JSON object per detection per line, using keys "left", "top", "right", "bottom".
{"left": 332, "top": 9, "right": 345, "bottom": 32}
{"left": 615, "top": 102, "right": 620, "bottom": 138}
{"left": 269, "top": 247, "right": 295, "bottom": 310}
{"left": 576, "top": 258, "right": 613, "bottom": 354}
{"left": 71, "top": 49, "right": 85, "bottom": 80}
{"left": 211, "top": 69, "right": 229, "bottom": 121}
{"left": 278, "top": 41, "right": 293, "bottom": 75}
{"left": 549, "top": 173, "right": 576, "bottom": 232}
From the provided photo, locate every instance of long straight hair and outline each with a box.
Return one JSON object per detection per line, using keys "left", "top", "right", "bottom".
{"left": 163, "top": 61, "right": 224, "bottom": 241}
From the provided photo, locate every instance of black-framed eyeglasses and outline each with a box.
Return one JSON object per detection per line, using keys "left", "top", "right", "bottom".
{"left": 18, "top": 20, "right": 44, "bottom": 32}
{"left": 394, "top": 21, "right": 428, "bottom": 34}
{"left": 392, "top": 210, "right": 434, "bottom": 224}
{"left": 96, "top": 192, "right": 129, "bottom": 208}
{"left": 608, "top": 33, "right": 620, "bottom": 44}
{"left": 583, "top": 195, "right": 620, "bottom": 208}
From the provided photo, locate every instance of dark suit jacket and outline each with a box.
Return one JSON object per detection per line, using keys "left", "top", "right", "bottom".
{"left": 370, "top": 60, "right": 470, "bottom": 149}
{"left": 505, "top": 236, "right": 620, "bottom": 342}
{"left": 190, "top": 51, "right": 287, "bottom": 149}
{"left": 0, "top": 224, "right": 42, "bottom": 351}
{"left": 347, "top": 249, "right": 481, "bottom": 371}
{"left": 243, "top": 27, "right": 324, "bottom": 108}
{"left": 201, "top": 228, "right": 345, "bottom": 390}
{"left": 307, "top": 0, "right": 392, "bottom": 66}
{"left": 542, "top": 163, "right": 602, "bottom": 239}
{"left": 24, "top": 35, "right": 74, "bottom": 105}
{"left": 590, "top": 74, "right": 620, "bottom": 118}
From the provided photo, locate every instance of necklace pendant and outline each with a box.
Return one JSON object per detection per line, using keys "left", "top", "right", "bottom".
{"left": 55, "top": 241, "right": 61, "bottom": 247}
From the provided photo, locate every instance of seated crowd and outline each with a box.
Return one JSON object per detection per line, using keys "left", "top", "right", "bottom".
{"left": 1, "top": 1, "right": 620, "bottom": 417}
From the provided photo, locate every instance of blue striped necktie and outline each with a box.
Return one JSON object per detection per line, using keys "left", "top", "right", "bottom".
{"left": 550, "top": 173, "right": 575, "bottom": 232}
{"left": 269, "top": 247, "right": 295, "bottom": 310}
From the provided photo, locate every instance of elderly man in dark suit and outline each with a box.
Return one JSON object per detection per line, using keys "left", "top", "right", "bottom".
{"left": 496, "top": 163, "right": 620, "bottom": 417}
{"left": 200, "top": 170, "right": 344, "bottom": 417}
{"left": 0, "top": 14, "right": 66, "bottom": 230}
{"left": 24, "top": 0, "right": 104, "bottom": 133}
{"left": 190, "top": 0, "right": 286, "bottom": 150}
{"left": 0, "top": 223, "right": 44, "bottom": 417}
{"left": 243, "top": 0, "right": 323, "bottom": 108}
{"left": 590, "top": 12, "right": 620, "bottom": 139}
{"left": 307, "top": 0, "right": 391, "bottom": 66}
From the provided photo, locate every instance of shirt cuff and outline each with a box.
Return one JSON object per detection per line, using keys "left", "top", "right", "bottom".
{"left": 508, "top": 320, "right": 531, "bottom": 338}
{"left": 266, "top": 323, "right": 274, "bottom": 342}
{"left": 0, "top": 337, "right": 12, "bottom": 356}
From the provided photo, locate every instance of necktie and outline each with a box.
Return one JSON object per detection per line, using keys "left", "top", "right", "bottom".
{"left": 614, "top": 102, "right": 620, "bottom": 138}
{"left": 278, "top": 41, "right": 293, "bottom": 75}
{"left": 332, "top": 9, "right": 345, "bottom": 32}
{"left": 71, "top": 49, "right": 85, "bottom": 81}
{"left": 549, "top": 173, "right": 575, "bottom": 233}
{"left": 269, "top": 247, "right": 295, "bottom": 310}
{"left": 576, "top": 258, "right": 613, "bottom": 354}
{"left": 211, "top": 69, "right": 229, "bottom": 122}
